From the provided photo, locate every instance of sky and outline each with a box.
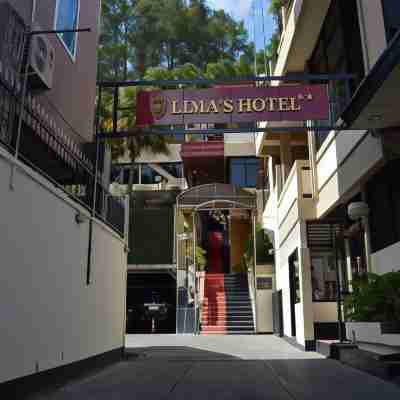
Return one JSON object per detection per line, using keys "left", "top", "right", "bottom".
{"left": 207, "top": 0, "right": 275, "bottom": 50}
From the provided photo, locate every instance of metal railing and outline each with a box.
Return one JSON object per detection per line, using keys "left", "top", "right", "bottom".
{"left": 0, "top": 69, "right": 125, "bottom": 237}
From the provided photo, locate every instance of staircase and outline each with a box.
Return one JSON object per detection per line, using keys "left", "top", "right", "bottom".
{"left": 201, "top": 273, "right": 255, "bottom": 335}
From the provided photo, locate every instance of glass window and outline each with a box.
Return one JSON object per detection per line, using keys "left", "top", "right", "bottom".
{"left": 55, "top": 0, "right": 80, "bottom": 58}
{"left": 311, "top": 254, "right": 338, "bottom": 302}
{"left": 230, "top": 158, "right": 261, "bottom": 188}
{"left": 309, "top": 0, "right": 365, "bottom": 151}
{"left": 382, "top": 0, "right": 400, "bottom": 43}
{"left": 367, "top": 158, "right": 400, "bottom": 252}
{"left": 230, "top": 159, "right": 247, "bottom": 187}
{"left": 110, "top": 165, "right": 138, "bottom": 185}
{"left": 162, "top": 162, "right": 183, "bottom": 178}
{"left": 141, "top": 164, "right": 161, "bottom": 184}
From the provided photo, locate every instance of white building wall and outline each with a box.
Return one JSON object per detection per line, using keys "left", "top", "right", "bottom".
{"left": 0, "top": 149, "right": 127, "bottom": 384}
{"left": 357, "top": 0, "right": 387, "bottom": 71}
{"left": 276, "top": 224, "right": 301, "bottom": 338}
{"left": 316, "top": 132, "right": 384, "bottom": 218}
{"left": 372, "top": 242, "right": 400, "bottom": 275}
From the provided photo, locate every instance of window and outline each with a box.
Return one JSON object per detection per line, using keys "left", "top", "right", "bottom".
{"left": 141, "top": 164, "right": 160, "bottom": 184}
{"left": 162, "top": 163, "right": 183, "bottom": 179}
{"left": 110, "top": 165, "right": 138, "bottom": 185}
{"left": 311, "top": 254, "right": 338, "bottom": 302}
{"left": 382, "top": 0, "right": 400, "bottom": 43}
{"left": 367, "top": 158, "right": 400, "bottom": 252}
{"left": 55, "top": 0, "right": 80, "bottom": 58}
{"left": 230, "top": 158, "right": 261, "bottom": 188}
{"left": 309, "top": 0, "right": 365, "bottom": 150}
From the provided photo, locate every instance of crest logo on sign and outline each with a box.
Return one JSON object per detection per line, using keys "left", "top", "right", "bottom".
{"left": 150, "top": 93, "right": 167, "bottom": 120}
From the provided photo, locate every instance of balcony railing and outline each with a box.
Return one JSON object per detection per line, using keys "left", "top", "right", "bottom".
{"left": 0, "top": 65, "right": 125, "bottom": 237}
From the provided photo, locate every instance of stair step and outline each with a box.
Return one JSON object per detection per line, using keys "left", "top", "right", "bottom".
{"left": 202, "top": 326, "right": 255, "bottom": 331}
{"left": 202, "top": 273, "right": 254, "bottom": 336}
{"left": 202, "top": 325, "right": 255, "bottom": 329}
{"left": 201, "top": 317, "right": 253, "bottom": 324}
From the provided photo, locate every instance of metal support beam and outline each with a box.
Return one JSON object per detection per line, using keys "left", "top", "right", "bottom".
{"left": 98, "top": 73, "right": 356, "bottom": 88}
{"left": 96, "top": 124, "right": 370, "bottom": 140}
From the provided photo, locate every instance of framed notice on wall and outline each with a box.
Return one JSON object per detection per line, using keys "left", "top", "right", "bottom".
{"left": 257, "top": 277, "right": 273, "bottom": 290}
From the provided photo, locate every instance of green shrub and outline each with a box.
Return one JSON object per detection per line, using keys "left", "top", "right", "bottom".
{"left": 196, "top": 246, "right": 207, "bottom": 272}
{"left": 344, "top": 272, "right": 400, "bottom": 322}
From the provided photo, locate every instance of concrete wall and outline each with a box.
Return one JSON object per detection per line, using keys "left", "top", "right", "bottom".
{"left": 346, "top": 322, "right": 400, "bottom": 347}
{"left": 372, "top": 241, "right": 400, "bottom": 274}
{"left": 0, "top": 148, "right": 127, "bottom": 384}
{"left": 276, "top": 224, "right": 300, "bottom": 338}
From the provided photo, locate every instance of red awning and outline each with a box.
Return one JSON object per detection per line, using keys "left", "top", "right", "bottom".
{"left": 181, "top": 141, "right": 224, "bottom": 159}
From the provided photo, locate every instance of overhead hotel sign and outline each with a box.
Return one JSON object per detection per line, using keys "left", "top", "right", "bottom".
{"left": 136, "top": 85, "right": 329, "bottom": 127}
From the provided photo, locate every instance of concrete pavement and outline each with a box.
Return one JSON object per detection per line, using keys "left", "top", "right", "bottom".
{"left": 29, "top": 335, "right": 400, "bottom": 399}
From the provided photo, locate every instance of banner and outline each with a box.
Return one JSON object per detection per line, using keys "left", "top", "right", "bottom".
{"left": 136, "top": 84, "right": 329, "bottom": 127}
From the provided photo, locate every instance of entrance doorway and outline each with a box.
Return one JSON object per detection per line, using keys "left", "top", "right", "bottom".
{"left": 288, "top": 250, "right": 300, "bottom": 337}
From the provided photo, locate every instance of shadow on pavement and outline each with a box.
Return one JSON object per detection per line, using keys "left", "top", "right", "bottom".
{"left": 11, "top": 347, "right": 400, "bottom": 400}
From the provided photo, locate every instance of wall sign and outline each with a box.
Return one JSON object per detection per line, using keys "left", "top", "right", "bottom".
{"left": 136, "top": 85, "right": 329, "bottom": 127}
{"left": 257, "top": 277, "right": 273, "bottom": 290}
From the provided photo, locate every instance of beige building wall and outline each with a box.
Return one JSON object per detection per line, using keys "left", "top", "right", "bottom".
{"left": 0, "top": 148, "right": 127, "bottom": 384}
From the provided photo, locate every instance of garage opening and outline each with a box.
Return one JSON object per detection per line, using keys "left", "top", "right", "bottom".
{"left": 126, "top": 272, "right": 176, "bottom": 334}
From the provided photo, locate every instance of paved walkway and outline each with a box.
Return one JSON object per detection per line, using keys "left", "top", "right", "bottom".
{"left": 30, "top": 335, "right": 400, "bottom": 399}
{"left": 125, "top": 334, "right": 324, "bottom": 360}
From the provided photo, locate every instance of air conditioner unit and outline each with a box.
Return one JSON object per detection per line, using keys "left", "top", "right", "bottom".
{"left": 28, "top": 26, "right": 55, "bottom": 90}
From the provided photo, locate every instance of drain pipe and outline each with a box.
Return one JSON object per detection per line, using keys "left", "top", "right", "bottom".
{"left": 252, "top": 211, "right": 258, "bottom": 333}
{"left": 9, "top": 0, "right": 37, "bottom": 190}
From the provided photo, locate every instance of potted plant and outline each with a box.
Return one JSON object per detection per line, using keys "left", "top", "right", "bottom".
{"left": 344, "top": 272, "right": 400, "bottom": 343}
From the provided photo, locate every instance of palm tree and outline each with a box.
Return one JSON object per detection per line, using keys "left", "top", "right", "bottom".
{"left": 99, "top": 85, "right": 169, "bottom": 195}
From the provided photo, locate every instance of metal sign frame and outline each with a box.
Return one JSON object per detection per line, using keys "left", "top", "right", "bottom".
{"left": 95, "top": 74, "right": 360, "bottom": 141}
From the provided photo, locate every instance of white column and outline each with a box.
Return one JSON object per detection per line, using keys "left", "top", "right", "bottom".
{"left": 299, "top": 222, "right": 314, "bottom": 347}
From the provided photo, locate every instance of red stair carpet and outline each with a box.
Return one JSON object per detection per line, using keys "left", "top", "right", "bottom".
{"left": 201, "top": 273, "right": 255, "bottom": 335}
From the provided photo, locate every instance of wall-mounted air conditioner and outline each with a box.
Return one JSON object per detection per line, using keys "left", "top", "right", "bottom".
{"left": 28, "top": 26, "right": 55, "bottom": 90}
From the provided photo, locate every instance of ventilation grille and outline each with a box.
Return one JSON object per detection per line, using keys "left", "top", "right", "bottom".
{"left": 307, "top": 223, "right": 341, "bottom": 249}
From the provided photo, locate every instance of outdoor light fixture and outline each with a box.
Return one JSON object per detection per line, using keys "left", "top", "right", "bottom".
{"left": 75, "top": 212, "right": 89, "bottom": 225}
{"left": 348, "top": 202, "right": 370, "bottom": 221}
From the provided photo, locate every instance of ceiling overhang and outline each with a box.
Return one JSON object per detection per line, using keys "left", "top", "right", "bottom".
{"left": 275, "top": 0, "right": 331, "bottom": 76}
{"left": 341, "top": 30, "right": 400, "bottom": 130}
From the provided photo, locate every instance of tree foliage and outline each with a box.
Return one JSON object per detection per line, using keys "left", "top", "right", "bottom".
{"left": 97, "top": 0, "right": 282, "bottom": 165}
{"left": 98, "top": 0, "right": 250, "bottom": 80}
